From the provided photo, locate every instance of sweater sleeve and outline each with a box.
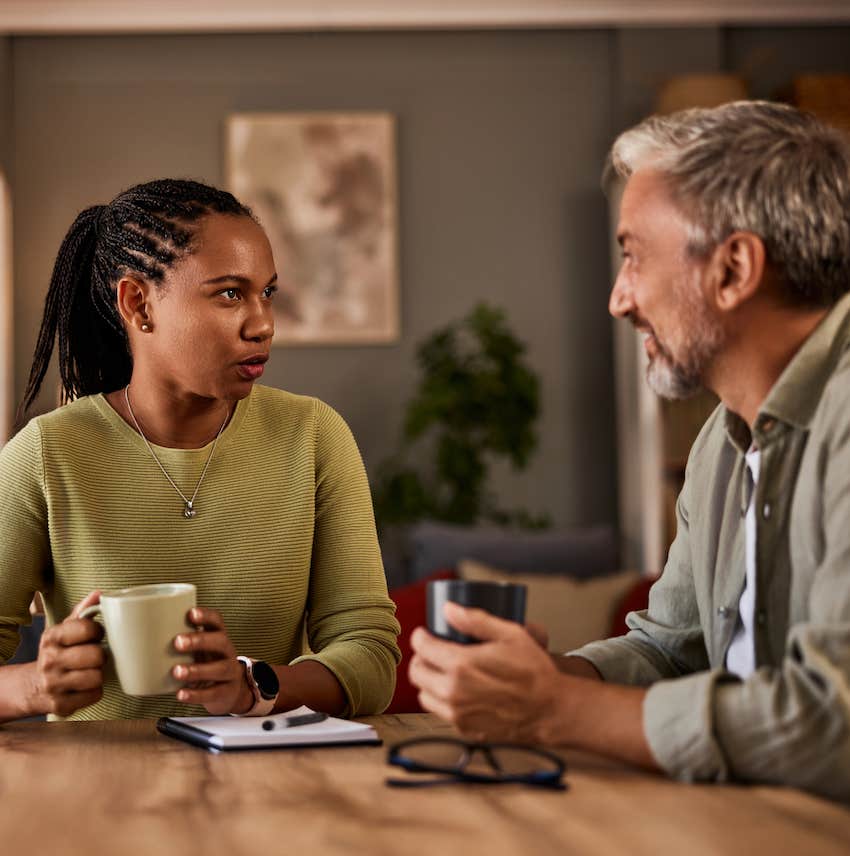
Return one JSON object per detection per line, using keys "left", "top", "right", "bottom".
{"left": 290, "top": 401, "right": 401, "bottom": 716}
{"left": 0, "top": 420, "right": 50, "bottom": 664}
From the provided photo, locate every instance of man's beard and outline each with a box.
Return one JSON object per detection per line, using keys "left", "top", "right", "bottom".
{"left": 645, "top": 281, "right": 724, "bottom": 401}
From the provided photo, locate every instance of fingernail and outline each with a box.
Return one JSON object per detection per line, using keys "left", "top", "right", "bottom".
{"left": 175, "top": 636, "right": 188, "bottom": 649}
{"left": 191, "top": 608, "right": 201, "bottom": 619}
{"left": 175, "top": 666, "right": 188, "bottom": 678}
{"left": 177, "top": 690, "right": 188, "bottom": 701}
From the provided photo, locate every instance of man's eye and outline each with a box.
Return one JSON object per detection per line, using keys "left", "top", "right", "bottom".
{"left": 263, "top": 286, "right": 277, "bottom": 299}
{"left": 222, "top": 288, "right": 240, "bottom": 300}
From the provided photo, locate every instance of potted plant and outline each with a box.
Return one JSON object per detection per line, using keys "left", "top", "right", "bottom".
{"left": 373, "top": 303, "right": 548, "bottom": 540}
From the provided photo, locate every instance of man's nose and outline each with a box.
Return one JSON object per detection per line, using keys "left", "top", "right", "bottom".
{"left": 609, "top": 272, "right": 633, "bottom": 319}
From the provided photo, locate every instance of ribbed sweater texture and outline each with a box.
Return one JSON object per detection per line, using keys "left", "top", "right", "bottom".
{"left": 0, "top": 385, "right": 400, "bottom": 720}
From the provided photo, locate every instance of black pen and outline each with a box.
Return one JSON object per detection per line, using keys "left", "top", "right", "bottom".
{"left": 261, "top": 712, "right": 328, "bottom": 731}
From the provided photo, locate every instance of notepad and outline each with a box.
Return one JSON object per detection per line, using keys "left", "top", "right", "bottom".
{"left": 156, "top": 706, "right": 381, "bottom": 752}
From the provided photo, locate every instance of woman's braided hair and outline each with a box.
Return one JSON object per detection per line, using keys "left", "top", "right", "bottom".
{"left": 21, "top": 178, "right": 254, "bottom": 413}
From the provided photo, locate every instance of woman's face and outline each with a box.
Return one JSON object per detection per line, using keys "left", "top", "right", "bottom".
{"left": 144, "top": 213, "right": 277, "bottom": 402}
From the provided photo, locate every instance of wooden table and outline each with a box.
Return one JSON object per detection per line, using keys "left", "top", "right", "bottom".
{"left": 1, "top": 714, "right": 848, "bottom": 856}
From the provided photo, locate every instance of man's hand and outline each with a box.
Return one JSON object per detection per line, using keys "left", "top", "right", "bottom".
{"left": 411, "top": 601, "right": 657, "bottom": 769}
{"left": 172, "top": 607, "right": 253, "bottom": 715}
{"left": 34, "top": 590, "right": 106, "bottom": 717}
{"left": 409, "top": 601, "right": 561, "bottom": 743}
{"left": 526, "top": 622, "right": 549, "bottom": 650}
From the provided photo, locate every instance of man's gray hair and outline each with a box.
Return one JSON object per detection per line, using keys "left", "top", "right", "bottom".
{"left": 609, "top": 101, "right": 850, "bottom": 307}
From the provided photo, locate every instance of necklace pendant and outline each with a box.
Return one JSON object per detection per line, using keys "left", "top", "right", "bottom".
{"left": 124, "top": 387, "right": 227, "bottom": 522}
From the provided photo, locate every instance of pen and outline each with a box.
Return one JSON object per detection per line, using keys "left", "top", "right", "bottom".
{"left": 262, "top": 712, "right": 328, "bottom": 731}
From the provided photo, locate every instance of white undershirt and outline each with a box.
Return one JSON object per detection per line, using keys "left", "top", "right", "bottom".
{"left": 725, "top": 447, "right": 761, "bottom": 680}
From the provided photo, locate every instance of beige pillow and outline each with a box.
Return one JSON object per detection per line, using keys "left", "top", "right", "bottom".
{"left": 457, "top": 559, "right": 640, "bottom": 654}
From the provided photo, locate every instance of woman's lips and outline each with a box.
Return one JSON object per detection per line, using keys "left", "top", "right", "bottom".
{"left": 237, "top": 362, "right": 265, "bottom": 381}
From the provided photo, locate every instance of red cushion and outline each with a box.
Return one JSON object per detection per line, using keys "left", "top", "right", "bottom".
{"left": 386, "top": 569, "right": 457, "bottom": 714}
{"left": 609, "top": 576, "right": 655, "bottom": 637}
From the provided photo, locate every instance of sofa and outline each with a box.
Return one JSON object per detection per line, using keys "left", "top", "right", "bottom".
{"left": 385, "top": 521, "right": 654, "bottom": 713}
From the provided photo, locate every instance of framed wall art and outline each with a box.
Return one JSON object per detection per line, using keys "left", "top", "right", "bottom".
{"left": 226, "top": 111, "right": 399, "bottom": 345}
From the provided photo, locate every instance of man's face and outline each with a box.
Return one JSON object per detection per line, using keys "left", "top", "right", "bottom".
{"left": 609, "top": 168, "right": 724, "bottom": 400}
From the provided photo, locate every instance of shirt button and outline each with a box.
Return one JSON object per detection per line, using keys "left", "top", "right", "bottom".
{"left": 717, "top": 606, "right": 731, "bottom": 618}
{"left": 756, "top": 610, "right": 766, "bottom": 625}
{"left": 763, "top": 503, "right": 771, "bottom": 519}
{"left": 761, "top": 417, "right": 776, "bottom": 433}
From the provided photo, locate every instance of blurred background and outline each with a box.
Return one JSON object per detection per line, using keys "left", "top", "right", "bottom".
{"left": 1, "top": 1, "right": 849, "bottom": 586}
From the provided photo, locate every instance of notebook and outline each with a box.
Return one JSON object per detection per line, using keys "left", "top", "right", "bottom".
{"left": 156, "top": 705, "right": 381, "bottom": 752}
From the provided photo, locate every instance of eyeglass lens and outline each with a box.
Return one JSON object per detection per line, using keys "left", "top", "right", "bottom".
{"left": 397, "top": 740, "right": 562, "bottom": 777}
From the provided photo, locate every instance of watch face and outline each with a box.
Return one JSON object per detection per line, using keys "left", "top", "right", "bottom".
{"left": 252, "top": 660, "right": 280, "bottom": 700}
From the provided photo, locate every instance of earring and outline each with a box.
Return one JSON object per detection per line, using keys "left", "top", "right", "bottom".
{"left": 141, "top": 323, "right": 152, "bottom": 332}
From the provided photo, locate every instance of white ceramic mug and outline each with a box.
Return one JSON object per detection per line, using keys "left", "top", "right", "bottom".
{"left": 80, "top": 583, "right": 196, "bottom": 696}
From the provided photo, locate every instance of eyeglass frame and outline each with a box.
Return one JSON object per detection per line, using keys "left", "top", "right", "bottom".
{"left": 386, "top": 736, "right": 568, "bottom": 790}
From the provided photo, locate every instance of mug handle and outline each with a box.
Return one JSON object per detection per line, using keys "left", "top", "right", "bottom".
{"left": 78, "top": 605, "right": 109, "bottom": 652}
{"left": 78, "top": 604, "right": 102, "bottom": 621}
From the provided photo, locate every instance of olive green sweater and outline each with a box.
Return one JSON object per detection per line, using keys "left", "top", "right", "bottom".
{"left": 0, "top": 385, "right": 400, "bottom": 720}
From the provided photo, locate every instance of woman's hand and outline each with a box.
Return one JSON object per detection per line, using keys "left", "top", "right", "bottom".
{"left": 34, "top": 590, "right": 106, "bottom": 717}
{"left": 172, "top": 607, "right": 253, "bottom": 715}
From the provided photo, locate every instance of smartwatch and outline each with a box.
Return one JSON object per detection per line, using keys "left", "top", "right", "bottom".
{"left": 236, "top": 656, "right": 280, "bottom": 716}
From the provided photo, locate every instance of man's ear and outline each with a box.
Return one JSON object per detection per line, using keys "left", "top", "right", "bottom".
{"left": 115, "top": 276, "right": 153, "bottom": 332}
{"left": 708, "top": 231, "right": 766, "bottom": 313}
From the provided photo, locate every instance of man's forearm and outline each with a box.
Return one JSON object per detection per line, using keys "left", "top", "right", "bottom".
{"left": 538, "top": 674, "right": 659, "bottom": 771}
{"left": 552, "top": 654, "right": 603, "bottom": 679}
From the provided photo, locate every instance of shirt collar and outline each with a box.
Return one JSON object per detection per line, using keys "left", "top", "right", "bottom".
{"left": 723, "top": 290, "right": 850, "bottom": 452}
{"left": 760, "top": 289, "right": 850, "bottom": 429}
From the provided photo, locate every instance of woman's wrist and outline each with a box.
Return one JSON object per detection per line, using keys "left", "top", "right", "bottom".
{"left": 273, "top": 665, "right": 308, "bottom": 712}
{"left": 26, "top": 662, "right": 50, "bottom": 717}
{"left": 0, "top": 662, "right": 48, "bottom": 722}
{"left": 230, "top": 659, "right": 259, "bottom": 715}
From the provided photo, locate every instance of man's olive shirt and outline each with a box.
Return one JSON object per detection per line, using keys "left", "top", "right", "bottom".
{"left": 574, "top": 290, "right": 850, "bottom": 803}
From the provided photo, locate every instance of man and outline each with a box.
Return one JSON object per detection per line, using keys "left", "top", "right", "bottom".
{"left": 409, "top": 101, "right": 850, "bottom": 802}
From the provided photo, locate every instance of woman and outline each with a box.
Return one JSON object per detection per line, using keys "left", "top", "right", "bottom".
{"left": 0, "top": 179, "right": 400, "bottom": 722}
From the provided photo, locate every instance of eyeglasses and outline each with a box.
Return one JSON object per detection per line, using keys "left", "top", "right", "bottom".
{"left": 386, "top": 737, "right": 567, "bottom": 791}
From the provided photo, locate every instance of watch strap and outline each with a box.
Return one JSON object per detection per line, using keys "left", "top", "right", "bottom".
{"left": 235, "top": 655, "right": 278, "bottom": 716}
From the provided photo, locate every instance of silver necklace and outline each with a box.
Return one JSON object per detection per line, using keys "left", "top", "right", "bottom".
{"left": 124, "top": 386, "right": 229, "bottom": 519}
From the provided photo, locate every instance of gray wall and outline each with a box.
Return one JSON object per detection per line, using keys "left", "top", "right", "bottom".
{"left": 8, "top": 26, "right": 850, "bottom": 534}
{"left": 12, "top": 31, "right": 617, "bottom": 529}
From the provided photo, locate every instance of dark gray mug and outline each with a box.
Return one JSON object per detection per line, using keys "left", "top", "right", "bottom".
{"left": 426, "top": 579, "right": 527, "bottom": 644}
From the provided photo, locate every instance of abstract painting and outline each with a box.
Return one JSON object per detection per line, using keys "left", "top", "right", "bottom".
{"left": 226, "top": 112, "right": 399, "bottom": 345}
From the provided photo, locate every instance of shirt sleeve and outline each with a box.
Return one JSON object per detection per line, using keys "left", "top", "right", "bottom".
{"left": 568, "top": 444, "right": 711, "bottom": 684}
{"left": 573, "top": 402, "right": 850, "bottom": 802}
{"left": 290, "top": 400, "right": 401, "bottom": 716}
{"left": 0, "top": 420, "right": 50, "bottom": 664}
{"left": 642, "top": 411, "right": 850, "bottom": 803}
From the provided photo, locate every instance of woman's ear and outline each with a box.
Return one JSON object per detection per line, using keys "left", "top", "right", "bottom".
{"left": 115, "top": 276, "right": 154, "bottom": 333}
{"left": 709, "top": 231, "right": 767, "bottom": 313}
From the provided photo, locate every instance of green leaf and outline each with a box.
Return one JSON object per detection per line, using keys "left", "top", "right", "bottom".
{"left": 373, "top": 302, "right": 548, "bottom": 533}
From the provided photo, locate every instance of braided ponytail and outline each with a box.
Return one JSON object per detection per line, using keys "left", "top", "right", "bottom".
{"left": 21, "top": 205, "right": 129, "bottom": 413}
{"left": 20, "top": 179, "right": 253, "bottom": 414}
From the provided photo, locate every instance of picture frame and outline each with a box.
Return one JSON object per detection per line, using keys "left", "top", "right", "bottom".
{"left": 226, "top": 111, "right": 400, "bottom": 345}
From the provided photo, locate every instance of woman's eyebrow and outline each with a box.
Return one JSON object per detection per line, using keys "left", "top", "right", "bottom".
{"left": 202, "top": 273, "right": 278, "bottom": 286}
